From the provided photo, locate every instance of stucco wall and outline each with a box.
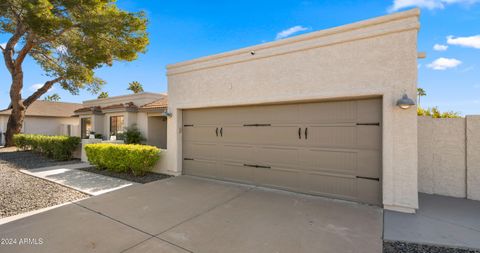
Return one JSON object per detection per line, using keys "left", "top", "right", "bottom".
{"left": 418, "top": 116, "right": 480, "bottom": 201}
{"left": 418, "top": 116, "right": 466, "bottom": 198}
{"left": 467, "top": 116, "right": 480, "bottom": 200}
{"left": 166, "top": 9, "right": 420, "bottom": 212}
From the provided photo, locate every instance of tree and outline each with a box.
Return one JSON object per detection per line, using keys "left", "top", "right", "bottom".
{"left": 44, "top": 93, "right": 61, "bottom": 102}
{"left": 127, "top": 81, "right": 144, "bottom": 94}
{"left": 0, "top": 0, "right": 148, "bottom": 146}
{"left": 97, "top": 91, "right": 109, "bottom": 99}
{"left": 417, "top": 87, "right": 426, "bottom": 108}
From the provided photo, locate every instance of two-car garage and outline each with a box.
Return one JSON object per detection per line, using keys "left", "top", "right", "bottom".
{"left": 182, "top": 98, "right": 382, "bottom": 205}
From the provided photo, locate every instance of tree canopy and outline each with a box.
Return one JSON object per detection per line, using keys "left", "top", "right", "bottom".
{"left": 44, "top": 93, "right": 60, "bottom": 101}
{"left": 127, "top": 81, "right": 143, "bottom": 93}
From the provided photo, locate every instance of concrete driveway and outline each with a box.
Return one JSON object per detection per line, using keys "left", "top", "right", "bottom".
{"left": 0, "top": 176, "right": 383, "bottom": 253}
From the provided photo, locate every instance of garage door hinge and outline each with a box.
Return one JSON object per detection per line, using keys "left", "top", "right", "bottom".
{"left": 356, "top": 176, "right": 380, "bottom": 181}
{"left": 356, "top": 123, "right": 380, "bottom": 126}
{"left": 183, "top": 158, "right": 194, "bottom": 161}
{"left": 183, "top": 124, "right": 194, "bottom": 127}
{"left": 243, "top": 124, "right": 271, "bottom": 127}
{"left": 243, "top": 164, "right": 271, "bottom": 169}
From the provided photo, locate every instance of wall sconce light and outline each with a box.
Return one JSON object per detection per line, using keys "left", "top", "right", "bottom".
{"left": 396, "top": 93, "right": 416, "bottom": 109}
{"left": 161, "top": 111, "right": 173, "bottom": 117}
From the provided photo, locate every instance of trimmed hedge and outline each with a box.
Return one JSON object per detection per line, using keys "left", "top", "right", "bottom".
{"left": 85, "top": 143, "right": 160, "bottom": 176}
{"left": 13, "top": 134, "right": 81, "bottom": 161}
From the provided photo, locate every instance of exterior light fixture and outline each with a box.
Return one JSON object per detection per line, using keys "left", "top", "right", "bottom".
{"left": 396, "top": 93, "right": 415, "bottom": 109}
{"left": 161, "top": 111, "right": 173, "bottom": 117}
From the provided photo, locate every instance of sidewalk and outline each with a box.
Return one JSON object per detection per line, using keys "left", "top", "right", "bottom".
{"left": 21, "top": 163, "right": 137, "bottom": 196}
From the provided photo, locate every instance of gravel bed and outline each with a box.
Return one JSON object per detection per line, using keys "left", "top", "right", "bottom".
{"left": 0, "top": 148, "right": 80, "bottom": 170}
{"left": 79, "top": 167, "right": 171, "bottom": 184}
{"left": 0, "top": 163, "right": 88, "bottom": 218}
{"left": 384, "top": 241, "right": 480, "bottom": 253}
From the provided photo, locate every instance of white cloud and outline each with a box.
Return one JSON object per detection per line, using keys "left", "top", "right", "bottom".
{"left": 276, "top": 26, "right": 310, "bottom": 40}
{"left": 427, "top": 57, "right": 462, "bottom": 70}
{"left": 56, "top": 45, "right": 68, "bottom": 54}
{"left": 447, "top": 35, "right": 480, "bottom": 49}
{"left": 433, "top": 44, "right": 448, "bottom": 51}
{"left": 388, "top": 0, "right": 479, "bottom": 12}
{"left": 0, "top": 42, "right": 6, "bottom": 49}
{"left": 29, "top": 83, "right": 55, "bottom": 93}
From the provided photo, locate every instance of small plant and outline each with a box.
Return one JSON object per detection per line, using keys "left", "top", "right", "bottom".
{"left": 123, "top": 124, "right": 145, "bottom": 144}
{"left": 417, "top": 107, "right": 462, "bottom": 118}
{"left": 13, "top": 134, "right": 81, "bottom": 160}
{"left": 98, "top": 92, "right": 109, "bottom": 99}
{"left": 44, "top": 93, "right": 61, "bottom": 102}
{"left": 85, "top": 143, "right": 160, "bottom": 176}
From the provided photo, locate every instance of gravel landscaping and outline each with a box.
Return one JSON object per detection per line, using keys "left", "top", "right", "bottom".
{"left": 79, "top": 166, "right": 171, "bottom": 184}
{"left": 384, "top": 241, "right": 480, "bottom": 253}
{"left": 0, "top": 147, "right": 88, "bottom": 218}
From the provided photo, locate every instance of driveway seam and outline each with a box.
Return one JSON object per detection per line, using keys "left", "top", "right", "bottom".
{"left": 155, "top": 185, "right": 256, "bottom": 237}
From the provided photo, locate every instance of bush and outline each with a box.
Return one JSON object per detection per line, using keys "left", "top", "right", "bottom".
{"left": 417, "top": 107, "right": 462, "bottom": 118}
{"left": 13, "top": 134, "right": 81, "bottom": 160}
{"left": 85, "top": 143, "right": 160, "bottom": 176}
{"left": 123, "top": 124, "right": 145, "bottom": 144}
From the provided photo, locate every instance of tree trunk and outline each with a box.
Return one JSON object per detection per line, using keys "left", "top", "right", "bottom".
{"left": 5, "top": 71, "right": 25, "bottom": 147}
{"left": 4, "top": 107, "right": 25, "bottom": 146}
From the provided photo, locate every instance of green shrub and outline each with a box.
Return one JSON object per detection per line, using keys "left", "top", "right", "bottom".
{"left": 13, "top": 134, "right": 81, "bottom": 160}
{"left": 85, "top": 143, "right": 160, "bottom": 176}
{"left": 123, "top": 124, "right": 145, "bottom": 144}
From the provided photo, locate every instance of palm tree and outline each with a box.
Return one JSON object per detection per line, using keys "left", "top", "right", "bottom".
{"left": 127, "top": 81, "right": 144, "bottom": 94}
{"left": 98, "top": 91, "right": 109, "bottom": 99}
{"left": 417, "top": 87, "right": 426, "bottom": 108}
{"left": 44, "top": 93, "right": 61, "bottom": 102}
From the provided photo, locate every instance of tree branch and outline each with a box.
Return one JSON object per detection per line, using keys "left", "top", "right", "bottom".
{"left": 2, "top": 25, "right": 25, "bottom": 74}
{"left": 23, "top": 77, "right": 64, "bottom": 107}
{"left": 14, "top": 34, "right": 35, "bottom": 69}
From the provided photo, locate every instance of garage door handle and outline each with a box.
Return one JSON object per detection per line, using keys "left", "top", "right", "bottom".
{"left": 243, "top": 164, "right": 257, "bottom": 168}
{"left": 305, "top": 127, "right": 308, "bottom": 139}
{"left": 298, "top": 128, "right": 301, "bottom": 139}
{"left": 215, "top": 127, "right": 218, "bottom": 137}
{"left": 356, "top": 176, "right": 380, "bottom": 181}
{"left": 220, "top": 127, "right": 223, "bottom": 137}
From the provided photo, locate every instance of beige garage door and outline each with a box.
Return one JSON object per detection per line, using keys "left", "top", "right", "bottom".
{"left": 182, "top": 98, "right": 382, "bottom": 205}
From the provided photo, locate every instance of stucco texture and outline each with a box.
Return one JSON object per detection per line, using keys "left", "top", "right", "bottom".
{"left": 417, "top": 116, "right": 466, "bottom": 198}
{"left": 467, "top": 116, "right": 480, "bottom": 201}
{"left": 166, "top": 9, "right": 420, "bottom": 212}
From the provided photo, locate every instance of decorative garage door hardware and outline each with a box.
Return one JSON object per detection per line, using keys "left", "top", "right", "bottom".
{"left": 356, "top": 176, "right": 380, "bottom": 181}
{"left": 215, "top": 127, "right": 223, "bottom": 137}
{"left": 183, "top": 158, "right": 194, "bottom": 161}
{"left": 356, "top": 123, "right": 380, "bottom": 126}
{"left": 243, "top": 164, "right": 271, "bottom": 169}
{"left": 243, "top": 124, "right": 271, "bottom": 127}
{"left": 183, "top": 124, "right": 194, "bottom": 127}
{"left": 298, "top": 127, "right": 309, "bottom": 139}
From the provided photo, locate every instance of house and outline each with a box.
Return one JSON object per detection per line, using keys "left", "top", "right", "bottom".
{"left": 0, "top": 100, "right": 82, "bottom": 145}
{"left": 74, "top": 92, "right": 168, "bottom": 149}
{"left": 161, "top": 9, "right": 421, "bottom": 213}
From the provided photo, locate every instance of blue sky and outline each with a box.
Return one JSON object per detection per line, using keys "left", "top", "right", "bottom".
{"left": 1, "top": 0, "right": 479, "bottom": 114}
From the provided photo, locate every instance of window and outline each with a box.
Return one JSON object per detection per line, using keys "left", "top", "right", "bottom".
{"left": 110, "top": 115, "right": 124, "bottom": 139}
{"left": 81, "top": 118, "right": 92, "bottom": 139}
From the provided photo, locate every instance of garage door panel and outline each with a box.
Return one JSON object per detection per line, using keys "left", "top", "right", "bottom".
{"left": 307, "top": 126, "right": 356, "bottom": 148}
{"left": 220, "top": 144, "right": 254, "bottom": 163}
{"left": 255, "top": 167, "right": 299, "bottom": 191}
{"left": 357, "top": 99, "right": 382, "bottom": 123}
{"left": 254, "top": 146, "right": 300, "bottom": 169}
{"left": 300, "top": 100, "right": 356, "bottom": 123}
{"left": 299, "top": 149, "right": 356, "bottom": 175}
{"left": 300, "top": 173, "right": 357, "bottom": 200}
{"left": 183, "top": 160, "right": 218, "bottom": 179}
{"left": 357, "top": 178, "right": 381, "bottom": 205}
{"left": 183, "top": 126, "right": 218, "bottom": 142}
{"left": 217, "top": 162, "right": 254, "bottom": 184}
{"left": 183, "top": 142, "right": 218, "bottom": 160}
{"left": 357, "top": 125, "right": 382, "bottom": 149}
{"left": 357, "top": 150, "right": 381, "bottom": 178}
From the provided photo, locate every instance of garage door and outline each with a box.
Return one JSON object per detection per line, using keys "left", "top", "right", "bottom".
{"left": 182, "top": 98, "right": 382, "bottom": 205}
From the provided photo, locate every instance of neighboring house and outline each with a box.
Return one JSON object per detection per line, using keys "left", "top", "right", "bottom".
{"left": 0, "top": 101, "right": 82, "bottom": 146}
{"left": 74, "top": 92, "right": 168, "bottom": 149}
{"left": 161, "top": 9, "right": 421, "bottom": 213}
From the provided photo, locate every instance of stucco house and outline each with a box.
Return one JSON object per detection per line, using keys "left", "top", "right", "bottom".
{"left": 159, "top": 9, "right": 421, "bottom": 213}
{"left": 0, "top": 100, "right": 82, "bottom": 146}
{"left": 74, "top": 92, "right": 168, "bottom": 149}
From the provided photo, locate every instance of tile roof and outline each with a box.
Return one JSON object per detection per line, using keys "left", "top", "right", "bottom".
{"left": 140, "top": 97, "right": 168, "bottom": 110}
{"left": 0, "top": 100, "right": 82, "bottom": 118}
